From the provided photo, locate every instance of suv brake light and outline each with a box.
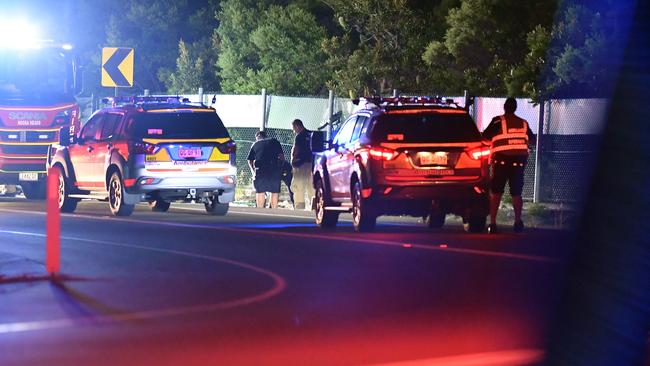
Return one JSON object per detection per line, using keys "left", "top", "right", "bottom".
{"left": 468, "top": 146, "right": 490, "bottom": 160}
{"left": 133, "top": 142, "right": 159, "bottom": 154}
{"left": 369, "top": 147, "right": 398, "bottom": 161}
{"left": 217, "top": 140, "right": 236, "bottom": 154}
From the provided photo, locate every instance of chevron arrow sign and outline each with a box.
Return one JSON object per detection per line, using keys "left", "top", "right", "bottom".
{"left": 101, "top": 47, "right": 134, "bottom": 87}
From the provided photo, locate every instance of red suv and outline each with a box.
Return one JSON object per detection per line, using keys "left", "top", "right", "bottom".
{"left": 312, "top": 97, "right": 490, "bottom": 232}
{"left": 48, "top": 96, "right": 236, "bottom": 216}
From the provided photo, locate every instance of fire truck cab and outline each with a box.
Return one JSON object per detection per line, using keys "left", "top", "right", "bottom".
{"left": 0, "top": 34, "right": 82, "bottom": 199}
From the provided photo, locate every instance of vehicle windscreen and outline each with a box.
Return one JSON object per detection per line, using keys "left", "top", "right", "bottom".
{"left": 370, "top": 112, "right": 482, "bottom": 143}
{"left": 130, "top": 112, "right": 230, "bottom": 139}
{"left": 0, "top": 48, "right": 71, "bottom": 96}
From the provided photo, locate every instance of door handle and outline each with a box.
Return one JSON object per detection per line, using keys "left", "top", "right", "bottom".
{"left": 87, "top": 146, "right": 94, "bottom": 152}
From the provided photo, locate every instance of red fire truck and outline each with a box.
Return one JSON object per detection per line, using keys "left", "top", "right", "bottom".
{"left": 0, "top": 40, "right": 82, "bottom": 198}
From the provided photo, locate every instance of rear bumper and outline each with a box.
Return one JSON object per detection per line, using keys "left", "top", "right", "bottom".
{"left": 125, "top": 168, "right": 237, "bottom": 203}
{"left": 0, "top": 171, "right": 46, "bottom": 184}
{"left": 367, "top": 178, "right": 490, "bottom": 216}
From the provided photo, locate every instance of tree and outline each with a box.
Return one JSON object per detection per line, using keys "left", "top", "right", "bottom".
{"left": 423, "top": 0, "right": 556, "bottom": 96}
{"left": 540, "top": 2, "right": 627, "bottom": 98}
{"left": 322, "top": 0, "right": 432, "bottom": 96}
{"left": 215, "top": 1, "right": 328, "bottom": 95}
{"left": 106, "top": 0, "right": 218, "bottom": 93}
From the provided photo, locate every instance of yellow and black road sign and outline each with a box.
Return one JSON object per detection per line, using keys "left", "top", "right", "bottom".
{"left": 101, "top": 47, "right": 134, "bottom": 87}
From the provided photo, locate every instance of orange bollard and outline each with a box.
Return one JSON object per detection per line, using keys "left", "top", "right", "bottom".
{"left": 46, "top": 167, "right": 60, "bottom": 276}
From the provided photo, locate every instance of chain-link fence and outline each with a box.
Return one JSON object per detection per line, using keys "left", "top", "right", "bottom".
{"left": 172, "top": 93, "right": 610, "bottom": 205}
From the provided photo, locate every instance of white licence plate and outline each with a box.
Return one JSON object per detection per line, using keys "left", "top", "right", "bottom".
{"left": 19, "top": 172, "right": 39, "bottom": 181}
{"left": 419, "top": 152, "right": 448, "bottom": 165}
{"left": 179, "top": 148, "right": 202, "bottom": 158}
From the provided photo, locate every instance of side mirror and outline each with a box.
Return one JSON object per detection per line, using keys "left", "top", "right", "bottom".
{"left": 59, "top": 126, "right": 71, "bottom": 146}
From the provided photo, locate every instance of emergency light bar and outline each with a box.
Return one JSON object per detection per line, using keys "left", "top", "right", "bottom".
{"left": 102, "top": 96, "right": 193, "bottom": 107}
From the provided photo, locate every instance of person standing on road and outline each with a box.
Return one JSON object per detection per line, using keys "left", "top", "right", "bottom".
{"left": 290, "top": 119, "right": 314, "bottom": 210}
{"left": 247, "top": 130, "right": 284, "bottom": 208}
{"left": 482, "top": 97, "right": 536, "bottom": 234}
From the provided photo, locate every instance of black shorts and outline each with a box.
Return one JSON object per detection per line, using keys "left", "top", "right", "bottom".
{"left": 253, "top": 168, "right": 281, "bottom": 193}
{"left": 490, "top": 156, "right": 528, "bottom": 196}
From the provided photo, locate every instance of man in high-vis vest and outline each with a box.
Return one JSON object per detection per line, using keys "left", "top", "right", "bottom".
{"left": 482, "top": 97, "right": 536, "bottom": 234}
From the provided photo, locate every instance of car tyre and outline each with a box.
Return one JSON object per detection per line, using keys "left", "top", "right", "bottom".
{"left": 205, "top": 197, "right": 229, "bottom": 216}
{"left": 55, "top": 165, "right": 78, "bottom": 213}
{"left": 464, "top": 215, "right": 487, "bottom": 233}
{"left": 108, "top": 171, "right": 134, "bottom": 216}
{"left": 21, "top": 181, "right": 46, "bottom": 200}
{"left": 149, "top": 200, "right": 171, "bottom": 212}
{"left": 314, "top": 178, "right": 338, "bottom": 228}
{"left": 426, "top": 211, "right": 446, "bottom": 229}
{"left": 351, "top": 181, "right": 376, "bottom": 232}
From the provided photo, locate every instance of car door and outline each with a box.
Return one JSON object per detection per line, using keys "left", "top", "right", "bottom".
{"left": 91, "top": 113, "right": 123, "bottom": 187}
{"left": 326, "top": 116, "right": 356, "bottom": 200}
{"left": 68, "top": 113, "right": 103, "bottom": 188}
{"left": 338, "top": 116, "right": 368, "bottom": 198}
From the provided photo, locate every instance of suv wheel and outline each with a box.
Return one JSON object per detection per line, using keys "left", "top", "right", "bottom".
{"left": 108, "top": 172, "right": 134, "bottom": 216}
{"left": 55, "top": 165, "right": 78, "bottom": 213}
{"left": 426, "top": 211, "right": 446, "bottom": 229}
{"left": 351, "top": 181, "right": 376, "bottom": 232}
{"left": 464, "top": 215, "right": 487, "bottom": 233}
{"left": 22, "top": 181, "right": 46, "bottom": 200}
{"left": 315, "top": 178, "right": 338, "bottom": 228}
{"left": 149, "top": 200, "right": 171, "bottom": 212}
{"left": 205, "top": 197, "right": 229, "bottom": 216}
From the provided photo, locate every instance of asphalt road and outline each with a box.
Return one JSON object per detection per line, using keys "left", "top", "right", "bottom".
{"left": 0, "top": 197, "right": 576, "bottom": 366}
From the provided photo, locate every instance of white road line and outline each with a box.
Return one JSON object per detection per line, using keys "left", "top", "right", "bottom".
{"left": 365, "top": 348, "right": 544, "bottom": 366}
{"left": 0, "top": 229, "right": 286, "bottom": 334}
{"left": 0, "top": 208, "right": 559, "bottom": 264}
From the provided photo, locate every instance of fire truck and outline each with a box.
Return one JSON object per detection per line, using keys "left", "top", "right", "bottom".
{"left": 0, "top": 37, "right": 82, "bottom": 198}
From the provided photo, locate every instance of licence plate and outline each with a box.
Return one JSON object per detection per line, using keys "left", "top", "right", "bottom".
{"left": 179, "top": 148, "right": 202, "bottom": 158}
{"left": 412, "top": 168, "right": 454, "bottom": 176}
{"left": 419, "top": 152, "right": 448, "bottom": 165}
{"left": 19, "top": 172, "right": 39, "bottom": 181}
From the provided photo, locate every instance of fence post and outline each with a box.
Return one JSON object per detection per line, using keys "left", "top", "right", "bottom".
{"left": 327, "top": 90, "right": 334, "bottom": 140}
{"left": 198, "top": 87, "right": 203, "bottom": 105}
{"left": 533, "top": 100, "right": 545, "bottom": 203}
{"left": 392, "top": 89, "right": 398, "bottom": 97}
{"left": 143, "top": 89, "right": 150, "bottom": 97}
{"left": 260, "top": 88, "right": 267, "bottom": 132}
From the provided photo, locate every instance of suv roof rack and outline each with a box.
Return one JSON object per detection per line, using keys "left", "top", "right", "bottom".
{"left": 352, "top": 96, "right": 462, "bottom": 110}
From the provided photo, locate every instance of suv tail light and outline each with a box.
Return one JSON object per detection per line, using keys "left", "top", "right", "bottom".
{"left": 217, "top": 140, "right": 236, "bottom": 154}
{"left": 368, "top": 147, "right": 398, "bottom": 161}
{"left": 133, "top": 142, "right": 159, "bottom": 154}
{"left": 468, "top": 146, "right": 490, "bottom": 160}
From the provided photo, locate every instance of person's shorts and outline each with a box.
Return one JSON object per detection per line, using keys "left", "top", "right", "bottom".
{"left": 254, "top": 169, "right": 281, "bottom": 193}
{"left": 490, "top": 156, "right": 528, "bottom": 196}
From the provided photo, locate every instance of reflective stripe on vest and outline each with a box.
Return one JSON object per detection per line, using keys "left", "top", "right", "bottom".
{"left": 491, "top": 115, "right": 529, "bottom": 154}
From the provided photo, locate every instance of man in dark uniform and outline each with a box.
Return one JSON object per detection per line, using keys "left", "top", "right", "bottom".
{"left": 482, "top": 97, "right": 536, "bottom": 234}
{"left": 290, "top": 119, "right": 314, "bottom": 210}
{"left": 247, "top": 130, "right": 284, "bottom": 208}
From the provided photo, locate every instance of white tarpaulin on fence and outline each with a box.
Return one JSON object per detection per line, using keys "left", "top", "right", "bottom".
{"left": 475, "top": 97, "right": 540, "bottom": 132}
{"left": 546, "top": 99, "right": 609, "bottom": 135}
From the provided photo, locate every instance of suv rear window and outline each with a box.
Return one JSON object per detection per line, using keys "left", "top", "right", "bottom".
{"left": 370, "top": 112, "right": 481, "bottom": 143}
{"left": 129, "top": 112, "right": 230, "bottom": 139}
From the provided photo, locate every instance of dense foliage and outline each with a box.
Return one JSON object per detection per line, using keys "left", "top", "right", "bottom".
{"left": 28, "top": 0, "right": 631, "bottom": 99}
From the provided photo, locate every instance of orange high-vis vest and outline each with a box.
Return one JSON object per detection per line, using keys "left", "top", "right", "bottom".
{"left": 490, "top": 115, "right": 529, "bottom": 154}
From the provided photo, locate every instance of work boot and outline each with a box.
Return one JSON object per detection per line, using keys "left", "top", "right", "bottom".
{"left": 514, "top": 221, "right": 524, "bottom": 233}
{"left": 487, "top": 223, "right": 498, "bottom": 234}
